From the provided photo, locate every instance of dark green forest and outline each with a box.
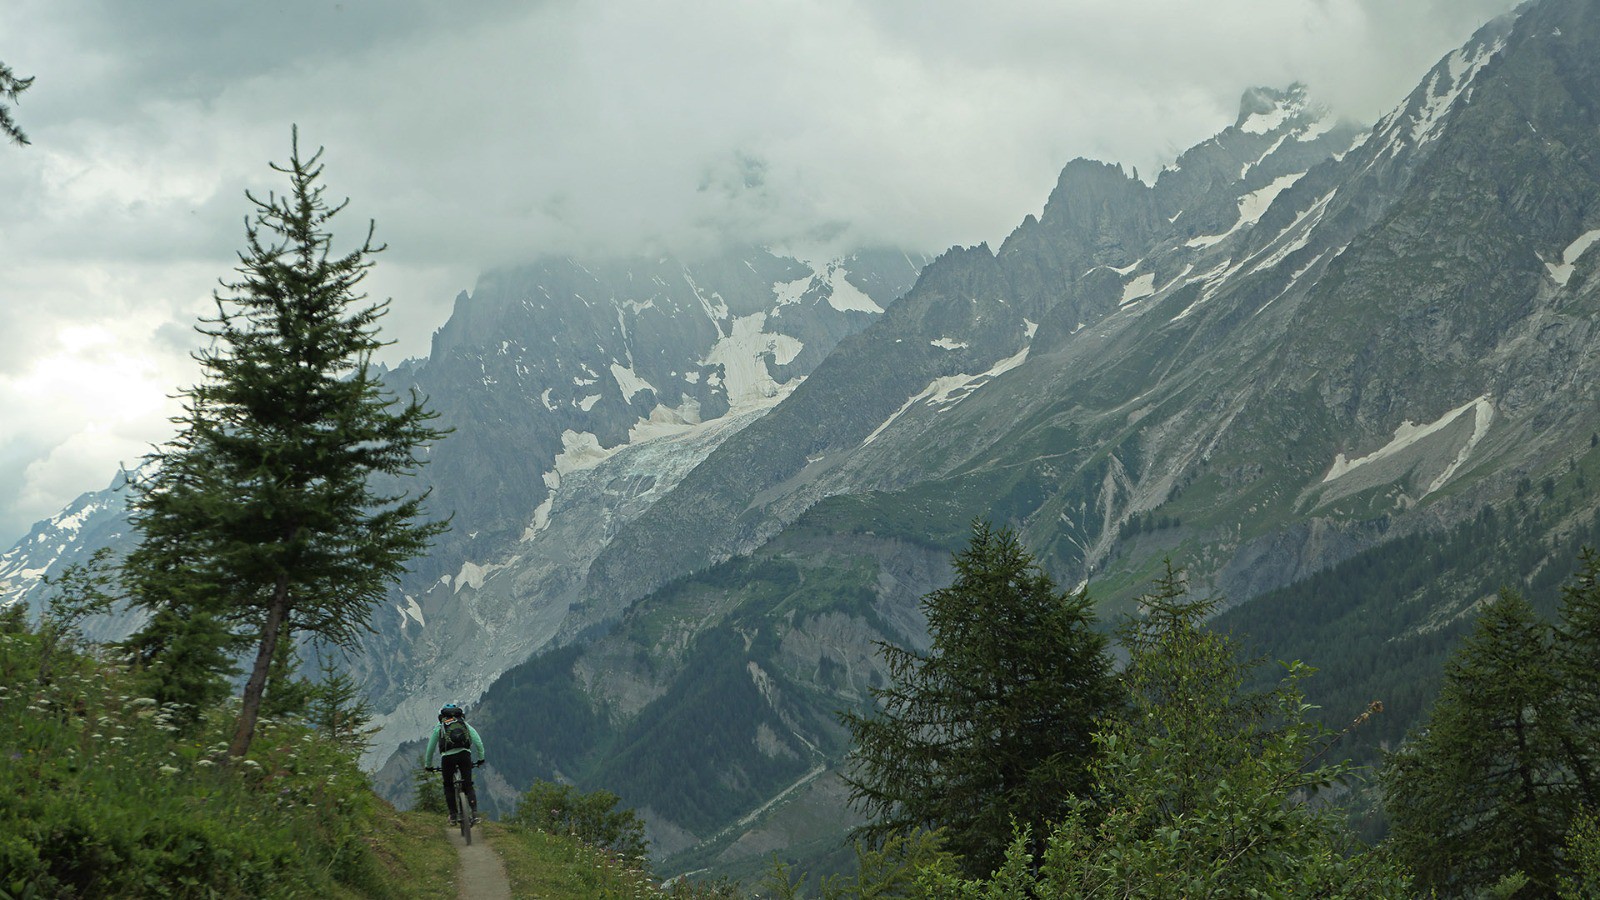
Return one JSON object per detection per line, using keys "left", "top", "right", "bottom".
{"left": 1222, "top": 497, "right": 1600, "bottom": 833}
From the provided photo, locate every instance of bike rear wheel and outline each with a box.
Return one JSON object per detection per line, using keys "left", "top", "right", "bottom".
{"left": 457, "top": 782, "right": 472, "bottom": 845}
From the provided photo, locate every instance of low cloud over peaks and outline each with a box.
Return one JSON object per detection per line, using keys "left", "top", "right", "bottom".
{"left": 0, "top": 0, "right": 1523, "bottom": 542}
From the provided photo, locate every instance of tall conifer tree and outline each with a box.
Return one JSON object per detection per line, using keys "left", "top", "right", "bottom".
{"left": 918, "top": 564, "right": 1408, "bottom": 897}
{"left": 1554, "top": 548, "right": 1600, "bottom": 807}
{"left": 841, "top": 520, "right": 1115, "bottom": 876}
{"left": 125, "top": 129, "right": 448, "bottom": 757}
{"left": 1384, "top": 589, "right": 1576, "bottom": 895}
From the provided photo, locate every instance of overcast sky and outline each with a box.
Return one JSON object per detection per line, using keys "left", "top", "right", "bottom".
{"left": 0, "top": 0, "right": 1523, "bottom": 545}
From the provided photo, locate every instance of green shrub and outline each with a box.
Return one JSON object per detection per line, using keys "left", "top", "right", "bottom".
{"left": 509, "top": 780, "right": 649, "bottom": 864}
{"left": 1562, "top": 809, "right": 1600, "bottom": 898}
{"left": 411, "top": 752, "right": 447, "bottom": 814}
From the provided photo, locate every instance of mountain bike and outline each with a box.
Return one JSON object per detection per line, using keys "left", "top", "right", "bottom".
{"left": 425, "top": 761, "right": 484, "bottom": 845}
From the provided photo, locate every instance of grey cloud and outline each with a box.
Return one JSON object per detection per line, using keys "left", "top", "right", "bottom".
{"left": 0, "top": 0, "right": 1528, "bottom": 546}
{"left": 5, "top": 1, "right": 545, "bottom": 126}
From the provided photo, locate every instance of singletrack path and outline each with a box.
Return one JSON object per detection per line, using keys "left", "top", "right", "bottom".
{"left": 445, "top": 825, "right": 512, "bottom": 900}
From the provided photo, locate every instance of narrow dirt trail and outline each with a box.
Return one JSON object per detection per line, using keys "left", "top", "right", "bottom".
{"left": 445, "top": 826, "right": 512, "bottom": 900}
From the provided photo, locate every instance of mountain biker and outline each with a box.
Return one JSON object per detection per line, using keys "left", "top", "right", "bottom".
{"left": 426, "top": 702, "right": 486, "bottom": 826}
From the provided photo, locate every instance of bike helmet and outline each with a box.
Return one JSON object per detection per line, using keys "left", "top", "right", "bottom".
{"left": 438, "top": 703, "right": 465, "bottom": 721}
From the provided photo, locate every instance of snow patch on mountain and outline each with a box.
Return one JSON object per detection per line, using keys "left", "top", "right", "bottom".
{"left": 1428, "top": 399, "right": 1495, "bottom": 494}
{"left": 610, "top": 362, "right": 655, "bottom": 402}
{"left": 1238, "top": 173, "right": 1307, "bottom": 229}
{"left": 824, "top": 269, "right": 883, "bottom": 314}
{"left": 551, "top": 430, "right": 614, "bottom": 484}
{"left": 1240, "top": 134, "right": 1290, "bottom": 179}
{"left": 522, "top": 495, "right": 555, "bottom": 542}
{"left": 861, "top": 342, "right": 1033, "bottom": 448}
{"left": 1296, "top": 117, "right": 1337, "bottom": 143}
{"left": 1247, "top": 188, "right": 1337, "bottom": 277}
{"left": 523, "top": 329, "right": 789, "bottom": 546}
{"left": 52, "top": 503, "right": 103, "bottom": 535}
{"left": 453, "top": 559, "right": 512, "bottom": 593}
{"left": 513, "top": 252, "right": 865, "bottom": 549}
{"left": 682, "top": 271, "right": 731, "bottom": 321}
{"left": 1171, "top": 261, "right": 1235, "bottom": 321}
{"left": 0, "top": 479, "right": 133, "bottom": 613}
{"left": 1546, "top": 229, "right": 1600, "bottom": 287}
{"left": 1322, "top": 396, "right": 1493, "bottom": 490}
{"left": 1185, "top": 173, "right": 1303, "bottom": 250}
{"left": 400, "top": 595, "right": 425, "bottom": 627}
{"left": 1255, "top": 251, "right": 1329, "bottom": 317}
{"left": 773, "top": 256, "right": 886, "bottom": 314}
{"left": 1241, "top": 100, "right": 1297, "bottom": 134}
{"left": 1366, "top": 32, "right": 1508, "bottom": 168}
{"left": 1120, "top": 272, "right": 1157, "bottom": 306}
{"left": 1412, "top": 39, "right": 1505, "bottom": 146}
{"left": 705, "top": 314, "right": 805, "bottom": 410}
{"left": 1098, "top": 259, "right": 1142, "bottom": 277}
{"left": 772, "top": 271, "right": 815, "bottom": 307}
{"left": 1163, "top": 264, "right": 1195, "bottom": 291}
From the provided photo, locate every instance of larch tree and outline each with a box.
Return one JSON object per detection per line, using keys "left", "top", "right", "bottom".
{"left": 305, "top": 651, "right": 379, "bottom": 756}
{"left": 1554, "top": 548, "right": 1600, "bottom": 807}
{"left": 840, "top": 520, "right": 1116, "bottom": 877}
{"left": 920, "top": 564, "right": 1408, "bottom": 898}
{"left": 1384, "top": 589, "right": 1577, "bottom": 896}
{"left": 124, "top": 129, "right": 448, "bottom": 758}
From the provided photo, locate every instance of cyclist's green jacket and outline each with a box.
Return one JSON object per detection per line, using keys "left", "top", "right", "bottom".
{"left": 425, "top": 720, "right": 485, "bottom": 765}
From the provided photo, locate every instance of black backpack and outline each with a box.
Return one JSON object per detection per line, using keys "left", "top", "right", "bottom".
{"left": 441, "top": 718, "right": 471, "bottom": 752}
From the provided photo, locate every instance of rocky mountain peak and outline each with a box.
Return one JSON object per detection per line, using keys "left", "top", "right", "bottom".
{"left": 1233, "top": 83, "right": 1314, "bottom": 133}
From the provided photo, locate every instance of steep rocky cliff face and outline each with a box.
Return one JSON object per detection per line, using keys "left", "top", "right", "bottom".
{"left": 579, "top": 80, "right": 1372, "bottom": 608}
{"left": 296, "top": 247, "right": 930, "bottom": 758}
{"left": 583, "top": 5, "right": 1600, "bottom": 615}
{"left": 445, "top": 0, "right": 1600, "bottom": 877}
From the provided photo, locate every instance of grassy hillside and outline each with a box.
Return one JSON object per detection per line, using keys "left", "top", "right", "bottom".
{"left": 0, "top": 610, "right": 460, "bottom": 898}
{"left": 0, "top": 606, "right": 738, "bottom": 899}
